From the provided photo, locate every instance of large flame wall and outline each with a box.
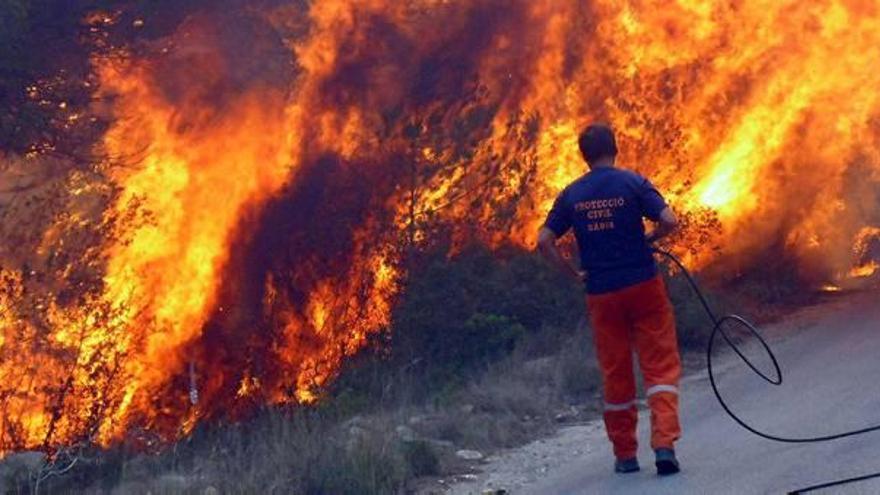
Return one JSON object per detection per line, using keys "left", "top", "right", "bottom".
{"left": 0, "top": 0, "right": 878, "bottom": 452}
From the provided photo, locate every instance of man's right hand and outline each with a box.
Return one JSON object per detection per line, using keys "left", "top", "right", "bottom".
{"left": 647, "top": 207, "right": 679, "bottom": 243}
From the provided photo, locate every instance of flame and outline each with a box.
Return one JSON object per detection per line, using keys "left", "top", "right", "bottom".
{"left": 819, "top": 284, "right": 842, "bottom": 293}
{"left": 3, "top": 0, "right": 880, "bottom": 453}
{"left": 842, "top": 227, "right": 880, "bottom": 279}
{"left": 849, "top": 261, "right": 878, "bottom": 279}
{"left": 95, "top": 55, "right": 301, "bottom": 441}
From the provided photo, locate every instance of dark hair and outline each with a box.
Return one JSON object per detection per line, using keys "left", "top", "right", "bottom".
{"left": 578, "top": 124, "right": 618, "bottom": 164}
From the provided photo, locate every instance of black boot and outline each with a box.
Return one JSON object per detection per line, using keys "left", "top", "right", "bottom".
{"left": 614, "top": 457, "right": 640, "bottom": 474}
{"left": 654, "top": 448, "right": 680, "bottom": 476}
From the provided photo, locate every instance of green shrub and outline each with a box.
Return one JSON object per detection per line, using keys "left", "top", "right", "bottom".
{"left": 311, "top": 434, "right": 407, "bottom": 495}
{"left": 330, "top": 244, "right": 600, "bottom": 421}
{"left": 401, "top": 440, "right": 439, "bottom": 477}
{"left": 389, "top": 245, "right": 583, "bottom": 396}
{"left": 663, "top": 269, "right": 718, "bottom": 350}
{"left": 553, "top": 329, "right": 598, "bottom": 401}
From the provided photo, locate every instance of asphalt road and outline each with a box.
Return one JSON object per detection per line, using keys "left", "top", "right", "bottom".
{"left": 521, "top": 290, "right": 880, "bottom": 495}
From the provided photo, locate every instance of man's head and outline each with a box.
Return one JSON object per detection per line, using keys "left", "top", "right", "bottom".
{"left": 578, "top": 124, "right": 618, "bottom": 167}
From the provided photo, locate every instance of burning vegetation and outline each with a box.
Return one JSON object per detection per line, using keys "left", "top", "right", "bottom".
{"left": 1, "top": 0, "right": 879, "bottom": 456}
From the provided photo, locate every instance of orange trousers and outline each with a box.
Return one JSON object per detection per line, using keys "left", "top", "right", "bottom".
{"left": 586, "top": 275, "right": 682, "bottom": 459}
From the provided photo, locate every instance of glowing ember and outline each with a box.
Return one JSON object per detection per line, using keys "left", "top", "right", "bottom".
{"left": 849, "top": 262, "right": 879, "bottom": 279}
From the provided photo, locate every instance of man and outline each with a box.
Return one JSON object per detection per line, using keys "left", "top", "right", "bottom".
{"left": 537, "top": 124, "right": 682, "bottom": 476}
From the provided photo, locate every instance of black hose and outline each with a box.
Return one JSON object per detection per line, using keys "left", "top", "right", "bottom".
{"left": 653, "top": 248, "right": 880, "bottom": 494}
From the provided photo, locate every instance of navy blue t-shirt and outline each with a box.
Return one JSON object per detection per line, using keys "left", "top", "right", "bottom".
{"left": 544, "top": 167, "right": 668, "bottom": 295}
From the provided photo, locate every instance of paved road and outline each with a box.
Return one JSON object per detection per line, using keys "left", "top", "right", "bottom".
{"left": 475, "top": 290, "right": 880, "bottom": 495}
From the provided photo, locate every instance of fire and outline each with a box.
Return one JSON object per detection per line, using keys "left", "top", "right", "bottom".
{"left": 96, "top": 55, "right": 299, "bottom": 441}
{"left": 2, "top": 0, "right": 880, "bottom": 453}
{"left": 849, "top": 261, "right": 878, "bottom": 279}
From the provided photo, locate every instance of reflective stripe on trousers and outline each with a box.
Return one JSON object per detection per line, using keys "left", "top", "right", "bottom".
{"left": 646, "top": 384, "right": 679, "bottom": 397}
{"left": 605, "top": 384, "right": 678, "bottom": 411}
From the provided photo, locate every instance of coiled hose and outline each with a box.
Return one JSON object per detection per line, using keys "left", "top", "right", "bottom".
{"left": 654, "top": 248, "right": 880, "bottom": 494}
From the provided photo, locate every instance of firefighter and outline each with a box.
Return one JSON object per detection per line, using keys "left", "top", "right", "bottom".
{"left": 537, "top": 123, "right": 682, "bottom": 476}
